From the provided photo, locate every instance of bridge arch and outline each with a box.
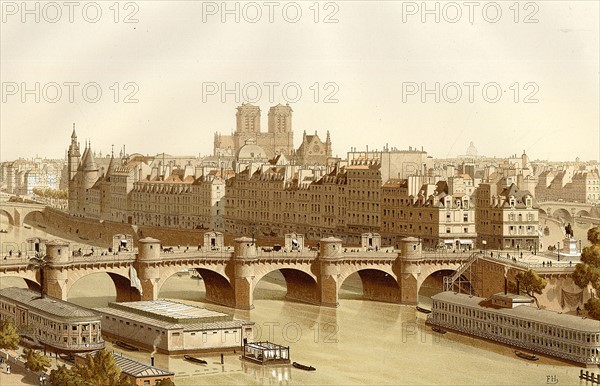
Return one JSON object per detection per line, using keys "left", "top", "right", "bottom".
{"left": 577, "top": 210, "right": 590, "bottom": 218}
{"left": 0, "top": 274, "right": 41, "bottom": 293}
{"left": 66, "top": 270, "right": 141, "bottom": 306}
{"left": 22, "top": 210, "right": 46, "bottom": 226}
{"left": 157, "top": 266, "right": 235, "bottom": 308}
{"left": 339, "top": 264, "right": 400, "bottom": 304}
{"left": 253, "top": 265, "right": 319, "bottom": 305}
{"left": 417, "top": 267, "right": 471, "bottom": 302}
{"left": 0, "top": 209, "right": 15, "bottom": 226}
{"left": 538, "top": 208, "right": 548, "bottom": 216}
{"left": 553, "top": 208, "right": 572, "bottom": 223}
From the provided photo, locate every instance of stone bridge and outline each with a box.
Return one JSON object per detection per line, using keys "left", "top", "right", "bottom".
{"left": 538, "top": 201, "right": 600, "bottom": 223}
{"left": 0, "top": 236, "right": 474, "bottom": 310}
{"left": 0, "top": 201, "right": 47, "bottom": 227}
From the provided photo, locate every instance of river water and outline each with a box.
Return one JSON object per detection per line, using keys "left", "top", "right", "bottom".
{"left": 0, "top": 215, "right": 593, "bottom": 385}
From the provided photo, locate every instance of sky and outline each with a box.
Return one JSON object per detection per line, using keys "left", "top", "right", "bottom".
{"left": 1, "top": 0, "right": 598, "bottom": 162}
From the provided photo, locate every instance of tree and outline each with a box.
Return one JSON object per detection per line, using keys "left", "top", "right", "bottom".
{"left": 513, "top": 269, "right": 547, "bottom": 308}
{"left": 23, "top": 348, "right": 51, "bottom": 373}
{"left": 572, "top": 227, "right": 600, "bottom": 319}
{"left": 28, "top": 255, "right": 53, "bottom": 298}
{"left": 71, "top": 349, "right": 130, "bottom": 386}
{"left": 585, "top": 298, "right": 600, "bottom": 320}
{"left": 49, "top": 364, "right": 77, "bottom": 386}
{"left": 0, "top": 319, "right": 20, "bottom": 350}
{"left": 156, "top": 378, "right": 176, "bottom": 386}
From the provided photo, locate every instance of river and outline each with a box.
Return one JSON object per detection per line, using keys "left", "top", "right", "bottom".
{"left": 0, "top": 215, "right": 594, "bottom": 385}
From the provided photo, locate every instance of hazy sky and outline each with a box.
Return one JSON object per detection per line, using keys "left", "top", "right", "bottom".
{"left": 1, "top": 1, "right": 598, "bottom": 162}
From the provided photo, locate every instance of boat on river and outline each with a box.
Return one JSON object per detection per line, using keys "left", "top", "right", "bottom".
{"left": 514, "top": 351, "right": 538, "bottom": 361}
{"left": 431, "top": 327, "right": 447, "bottom": 334}
{"left": 416, "top": 306, "right": 432, "bottom": 314}
{"left": 184, "top": 355, "right": 207, "bottom": 364}
{"left": 292, "top": 362, "right": 316, "bottom": 371}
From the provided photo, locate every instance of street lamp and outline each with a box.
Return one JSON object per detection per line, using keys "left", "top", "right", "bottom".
{"left": 557, "top": 242, "right": 560, "bottom": 261}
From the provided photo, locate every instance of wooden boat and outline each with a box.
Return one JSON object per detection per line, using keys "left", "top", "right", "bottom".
{"left": 184, "top": 355, "right": 207, "bottom": 364}
{"left": 431, "top": 327, "right": 447, "bottom": 334}
{"left": 514, "top": 351, "right": 538, "bottom": 361}
{"left": 115, "top": 341, "right": 140, "bottom": 351}
{"left": 23, "top": 225, "right": 32, "bottom": 229}
{"left": 37, "top": 224, "right": 46, "bottom": 229}
{"left": 416, "top": 306, "right": 432, "bottom": 314}
{"left": 292, "top": 362, "right": 316, "bottom": 371}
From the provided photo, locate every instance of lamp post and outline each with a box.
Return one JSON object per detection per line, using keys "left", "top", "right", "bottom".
{"left": 557, "top": 242, "right": 560, "bottom": 261}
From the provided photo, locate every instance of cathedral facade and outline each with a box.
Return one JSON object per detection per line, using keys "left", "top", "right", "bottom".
{"left": 214, "top": 103, "right": 294, "bottom": 159}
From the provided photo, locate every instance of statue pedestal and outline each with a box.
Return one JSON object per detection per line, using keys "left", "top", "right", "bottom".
{"left": 559, "top": 237, "right": 581, "bottom": 259}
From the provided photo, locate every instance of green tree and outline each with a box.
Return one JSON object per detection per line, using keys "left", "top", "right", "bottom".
{"left": 156, "top": 377, "right": 176, "bottom": 386}
{"left": 573, "top": 227, "right": 600, "bottom": 316}
{"left": 0, "top": 319, "right": 20, "bottom": 350}
{"left": 585, "top": 298, "right": 600, "bottom": 320}
{"left": 23, "top": 348, "right": 51, "bottom": 372}
{"left": 513, "top": 269, "right": 547, "bottom": 308}
{"left": 49, "top": 364, "right": 77, "bottom": 386}
{"left": 71, "top": 349, "right": 129, "bottom": 386}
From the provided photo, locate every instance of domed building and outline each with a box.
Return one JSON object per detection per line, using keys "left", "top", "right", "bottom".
{"left": 234, "top": 138, "right": 269, "bottom": 173}
{"left": 466, "top": 141, "right": 478, "bottom": 157}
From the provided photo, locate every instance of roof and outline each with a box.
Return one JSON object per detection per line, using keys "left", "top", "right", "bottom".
{"left": 94, "top": 306, "right": 253, "bottom": 331}
{"left": 113, "top": 353, "right": 174, "bottom": 378}
{"left": 76, "top": 352, "right": 174, "bottom": 378}
{"left": 432, "top": 291, "right": 600, "bottom": 332}
{"left": 0, "top": 287, "right": 100, "bottom": 320}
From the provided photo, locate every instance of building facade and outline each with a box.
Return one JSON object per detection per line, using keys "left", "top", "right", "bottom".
{"left": 94, "top": 300, "right": 254, "bottom": 354}
{"left": 0, "top": 287, "right": 104, "bottom": 353}
{"left": 476, "top": 183, "right": 539, "bottom": 250}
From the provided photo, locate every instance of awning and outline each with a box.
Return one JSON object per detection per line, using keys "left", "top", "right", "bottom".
{"left": 460, "top": 240, "right": 474, "bottom": 244}
{"left": 444, "top": 240, "right": 454, "bottom": 244}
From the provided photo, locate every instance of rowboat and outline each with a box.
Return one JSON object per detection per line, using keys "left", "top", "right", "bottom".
{"left": 431, "top": 327, "right": 447, "bottom": 334}
{"left": 115, "top": 341, "right": 140, "bottom": 351}
{"left": 515, "top": 351, "right": 538, "bottom": 361}
{"left": 292, "top": 362, "right": 316, "bottom": 371}
{"left": 184, "top": 355, "right": 207, "bottom": 364}
{"left": 416, "top": 306, "right": 432, "bottom": 314}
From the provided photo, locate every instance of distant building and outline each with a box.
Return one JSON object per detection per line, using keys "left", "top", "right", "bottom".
{"left": 94, "top": 300, "right": 254, "bottom": 354}
{"left": 381, "top": 179, "right": 476, "bottom": 250}
{"left": 536, "top": 170, "right": 600, "bottom": 203}
{"left": 0, "top": 287, "right": 104, "bottom": 353}
{"left": 214, "top": 103, "right": 295, "bottom": 159}
{"left": 475, "top": 183, "right": 539, "bottom": 250}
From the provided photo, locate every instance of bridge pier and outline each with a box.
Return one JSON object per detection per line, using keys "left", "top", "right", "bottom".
{"left": 136, "top": 237, "right": 162, "bottom": 301}
{"left": 233, "top": 237, "right": 256, "bottom": 310}
{"left": 397, "top": 237, "right": 422, "bottom": 305}
{"left": 45, "top": 240, "right": 70, "bottom": 300}
{"left": 318, "top": 237, "right": 342, "bottom": 308}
